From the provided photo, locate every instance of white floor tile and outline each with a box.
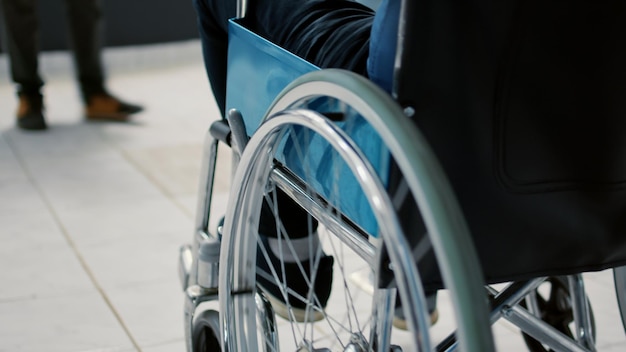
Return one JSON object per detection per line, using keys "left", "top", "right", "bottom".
{"left": 3, "top": 123, "right": 113, "bottom": 161}
{"left": 0, "top": 181, "right": 95, "bottom": 301}
{"left": 0, "top": 177, "right": 48, "bottom": 215}
{"left": 105, "top": 281, "right": 185, "bottom": 348}
{"left": 96, "top": 119, "right": 207, "bottom": 150}
{"left": 0, "top": 135, "right": 27, "bottom": 182}
{"left": 174, "top": 194, "right": 198, "bottom": 219}
{"left": 74, "top": 230, "right": 183, "bottom": 290}
{"left": 123, "top": 144, "right": 203, "bottom": 197}
{"left": 22, "top": 153, "right": 164, "bottom": 210}
{"left": 0, "top": 237, "right": 94, "bottom": 301}
{"left": 56, "top": 196, "right": 192, "bottom": 247}
{"left": 0, "top": 291, "right": 135, "bottom": 352}
{"left": 142, "top": 339, "right": 186, "bottom": 352}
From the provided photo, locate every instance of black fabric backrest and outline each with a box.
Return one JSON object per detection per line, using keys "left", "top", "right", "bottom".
{"left": 393, "top": 0, "right": 626, "bottom": 284}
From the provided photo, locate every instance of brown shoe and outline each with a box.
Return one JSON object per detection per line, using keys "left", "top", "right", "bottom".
{"left": 16, "top": 94, "right": 47, "bottom": 130}
{"left": 85, "top": 93, "right": 143, "bottom": 121}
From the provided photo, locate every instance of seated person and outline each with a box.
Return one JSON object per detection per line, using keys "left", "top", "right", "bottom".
{"left": 192, "top": 0, "right": 436, "bottom": 327}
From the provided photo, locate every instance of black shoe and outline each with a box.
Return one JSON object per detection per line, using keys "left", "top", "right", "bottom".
{"left": 256, "top": 234, "right": 334, "bottom": 322}
{"left": 16, "top": 94, "right": 47, "bottom": 130}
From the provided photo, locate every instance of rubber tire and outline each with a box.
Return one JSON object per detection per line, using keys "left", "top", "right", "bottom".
{"left": 192, "top": 309, "right": 222, "bottom": 352}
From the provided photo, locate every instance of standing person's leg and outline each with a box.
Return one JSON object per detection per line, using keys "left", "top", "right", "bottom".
{"left": 63, "top": 0, "right": 106, "bottom": 101}
{"left": 64, "top": 0, "right": 143, "bottom": 120}
{"left": 0, "top": 0, "right": 43, "bottom": 96}
{"left": 0, "top": 0, "right": 47, "bottom": 130}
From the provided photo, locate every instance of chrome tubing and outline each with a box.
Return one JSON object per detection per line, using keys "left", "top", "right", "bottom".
{"left": 614, "top": 266, "right": 626, "bottom": 334}
{"left": 255, "top": 292, "right": 278, "bottom": 352}
{"left": 568, "top": 275, "right": 597, "bottom": 350}
{"left": 270, "top": 168, "right": 377, "bottom": 264}
{"left": 236, "top": 0, "right": 248, "bottom": 18}
{"left": 503, "top": 305, "right": 590, "bottom": 352}
{"left": 371, "top": 288, "right": 396, "bottom": 352}
{"left": 194, "top": 127, "right": 220, "bottom": 241}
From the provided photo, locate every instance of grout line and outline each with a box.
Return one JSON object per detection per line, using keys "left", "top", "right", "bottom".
{"left": 4, "top": 134, "right": 143, "bottom": 352}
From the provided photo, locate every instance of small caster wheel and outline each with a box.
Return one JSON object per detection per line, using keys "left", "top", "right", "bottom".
{"left": 192, "top": 310, "right": 222, "bottom": 352}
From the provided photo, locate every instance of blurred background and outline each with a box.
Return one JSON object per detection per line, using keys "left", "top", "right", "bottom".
{"left": 0, "top": 0, "right": 199, "bottom": 51}
{"left": 0, "top": 1, "right": 231, "bottom": 350}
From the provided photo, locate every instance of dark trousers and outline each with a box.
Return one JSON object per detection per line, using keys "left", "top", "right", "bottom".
{"left": 0, "top": 0, "right": 106, "bottom": 102}
{"left": 192, "top": 0, "right": 374, "bottom": 116}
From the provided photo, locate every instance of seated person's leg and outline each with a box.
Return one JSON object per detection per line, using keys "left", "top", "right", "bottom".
{"left": 191, "top": 0, "right": 351, "bottom": 319}
{"left": 192, "top": 0, "right": 375, "bottom": 115}
{"left": 254, "top": 0, "right": 374, "bottom": 75}
{"left": 192, "top": 0, "right": 433, "bottom": 324}
{"left": 192, "top": 0, "right": 235, "bottom": 115}
{"left": 366, "top": 0, "right": 399, "bottom": 93}
{"left": 191, "top": 0, "right": 375, "bottom": 246}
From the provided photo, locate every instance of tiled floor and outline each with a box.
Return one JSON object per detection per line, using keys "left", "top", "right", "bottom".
{"left": 0, "top": 42, "right": 213, "bottom": 352}
{"left": 1, "top": 42, "right": 625, "bottom": 351}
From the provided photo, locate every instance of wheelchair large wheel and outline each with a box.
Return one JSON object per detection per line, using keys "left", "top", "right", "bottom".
{"left": 218, "top": 70, "right": 494, "bottom": 351}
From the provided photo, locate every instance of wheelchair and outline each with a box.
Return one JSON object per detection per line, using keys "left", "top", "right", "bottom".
{"left": 179, "top": 0, "right": 626, "bottom": 350}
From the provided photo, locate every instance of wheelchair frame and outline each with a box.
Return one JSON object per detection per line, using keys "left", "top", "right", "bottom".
{"left": 179, "top": 0, "right": 626, "bottom": 351}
